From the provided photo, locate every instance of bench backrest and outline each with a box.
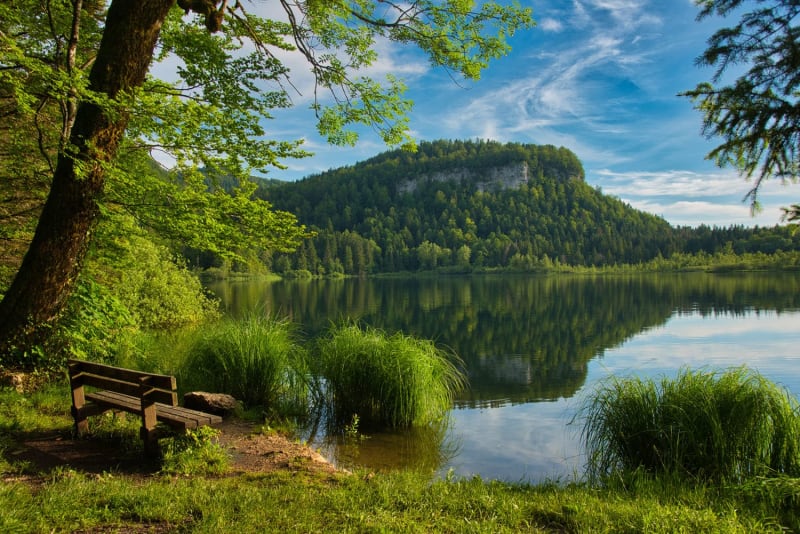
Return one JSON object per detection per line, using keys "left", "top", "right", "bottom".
{"left": 67, "top": 359, "right": 178, "bottom": 406}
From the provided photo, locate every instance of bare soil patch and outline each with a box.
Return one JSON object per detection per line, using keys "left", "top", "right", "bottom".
{"left": 3, "top": 418, "right": 338, "bottom": 483}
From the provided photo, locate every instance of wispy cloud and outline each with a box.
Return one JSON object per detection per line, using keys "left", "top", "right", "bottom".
{"left": 591, "top": 168, "right": 788, "bottom": 226}
{"left": 540, "top": 18, "right": 564, "bottom": 32}
{"left": 437, "top": 0, "right": 663, "bottom": 150}
{"left": 595, "top": 169, "right": 738, "bottom": 197}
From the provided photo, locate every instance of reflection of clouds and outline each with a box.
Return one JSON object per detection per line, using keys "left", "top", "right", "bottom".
{"left": 446, "top": 402, "right": 583, "bottom": 482}
{"left": 588, "top": 312, "right": 800, "bottom": 396}
{"left": 663, "top": 313, "right": 799, "bottom": 338}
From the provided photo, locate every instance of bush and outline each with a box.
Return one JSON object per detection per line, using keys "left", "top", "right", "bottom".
{"left": 581, "top": 367, "right": 800, "bottom": 484}
{"left": 315, "top": 323, "right": 466, "bottom": 429}
{"left": 109, "top": 233, "right": 220, "bottom": 330}
{"left": 160, "top": 426, "right": 230, "bottom": 476}
{"left": 183, "top": 315, "right": 309, "bottom": 413}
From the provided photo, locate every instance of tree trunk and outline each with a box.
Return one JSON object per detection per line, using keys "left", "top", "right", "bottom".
{"left": 0, "top": 0, "right": 175, "bottom": 361}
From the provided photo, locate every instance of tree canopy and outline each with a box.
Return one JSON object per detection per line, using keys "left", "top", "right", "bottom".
{"left": 0, "top": 0, "right": 534, "bottom": 365}
{"left": 683, "top": 0, "right": 799, "bottom": 218}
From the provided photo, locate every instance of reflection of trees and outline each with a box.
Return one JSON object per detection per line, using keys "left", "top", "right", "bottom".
{"left": 312, "top": 420, "right": 458, "bottom": 474}
{"left": 207, "top": 273, "right": 800, "bottom": 407}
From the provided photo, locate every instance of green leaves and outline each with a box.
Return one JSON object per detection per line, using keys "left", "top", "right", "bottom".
{"left": 279, "top": 0, "right": 533, "bottom": 146}
{"left": 683, "top": 0, "right": 800, "bottom": 211}
{"left": 105, "top": 153, "right": 310, "bottom": 261}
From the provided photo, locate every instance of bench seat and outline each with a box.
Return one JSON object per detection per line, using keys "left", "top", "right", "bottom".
{"left": 85, "top": 390, "right": 222, "bottom": 431}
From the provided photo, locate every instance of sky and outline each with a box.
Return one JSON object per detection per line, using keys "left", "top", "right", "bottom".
{"left": 234, "top": 1, "right": 797, "bottom": 228}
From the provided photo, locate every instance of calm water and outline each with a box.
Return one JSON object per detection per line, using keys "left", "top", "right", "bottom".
{"left": 206, "top": 273, "right": 800, "bottom": 482}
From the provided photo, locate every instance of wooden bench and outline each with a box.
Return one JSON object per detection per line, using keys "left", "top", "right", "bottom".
{"left": 68, "top": 359, "right": 222, "bottom": 456}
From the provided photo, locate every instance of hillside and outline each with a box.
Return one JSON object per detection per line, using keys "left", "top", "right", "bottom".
{"left": 258, "top": 139, "right": 680, "bottom": 274}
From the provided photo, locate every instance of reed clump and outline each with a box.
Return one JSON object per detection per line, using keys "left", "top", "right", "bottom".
{"left": 315, "top": 323, "right": 466, "bottom": 428}
{"left": 581, "top": 367, "right": 800, "bottom": 484}
{"left": 183, "top": 315, "right": 308, "bottom": 413}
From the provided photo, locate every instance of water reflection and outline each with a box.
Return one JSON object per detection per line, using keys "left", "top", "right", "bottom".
{"left": 207, "top": 272, "right": 800, "bottom": 480}
{"left": 311, "top": 419, "right": 460, "bottom": 474}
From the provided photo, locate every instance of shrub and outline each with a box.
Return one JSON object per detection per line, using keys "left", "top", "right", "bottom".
{"left": 581, "top": 367, "right": 800, "bottom": 484}
{"left": 183, "top": 315, "right": 309, "bottom": 413}
{"left": 315, "top": 323, "right": 466, "bottom": 429}
{"left": 109, "top": 233, "right": 220, "bottom": 330}
{"left": 160, "top": 426, "right": 230, "bottom": 476}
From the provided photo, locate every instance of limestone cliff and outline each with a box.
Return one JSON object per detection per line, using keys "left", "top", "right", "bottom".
{"left": 398, "top": 161, "right": 530, "bottom": 194}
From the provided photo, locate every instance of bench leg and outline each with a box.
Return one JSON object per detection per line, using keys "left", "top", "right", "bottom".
{"left": 141, "top": 401, "right": 160, "bottom": 457}
{"left": 140, "top": 427, "right": 160, "bottom": 457}
{"left": 70, "top": 381, "right": 89, "bottom": 437}
{"left": 71, "top": 406, "right": 90, "bottom": 437}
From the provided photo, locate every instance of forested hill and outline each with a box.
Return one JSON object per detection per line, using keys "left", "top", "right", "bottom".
{"left": 255, "top": 140, "right": 786, "bottom": 275}
{"left": 256, "top": 140, "right": 675, "bottom": 274}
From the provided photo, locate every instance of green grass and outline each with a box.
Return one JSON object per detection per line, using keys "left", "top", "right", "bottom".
{"left": 315, "top": 323, "right": 467, "bottom": 428}
{"left": 2, "top": 383, "right": 800, "bottom": 532}
{"left": 580, "top": 367, "right": 800, "bottom": 484}
{"left": 0, "top": 463, "right": 792, "bottom": 532}
{"left": 159, "top": 426, "right": 230, "bottom": 476}
{"left": 182, "top": 315, "right": 309, "bottom": 414}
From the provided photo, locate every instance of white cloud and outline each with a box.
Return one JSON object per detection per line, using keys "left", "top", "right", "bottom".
{"left": 589, "top": 168, "right": 790, "bottom": 226}
{"left": 585, "top": 0, "right": 661, "bottom": 29}
{"left": 632, "top": 199, "right": 756, "bottom": 225}
{"left": 571, "top": 0, "right": 592, "bottom": 28}
{"left": 540, "top": 18, "right": 564, "bottom": 32}
{"left": 437, "top": 0, "right": 665, "bottom": 148}
{"left": 594, "top": 169, "right": 739, "bottom": 197}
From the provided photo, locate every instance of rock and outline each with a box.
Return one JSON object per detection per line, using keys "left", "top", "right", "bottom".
{"left": 184, "top": 391, "right": 240, "bottom": 417}
{"left": 0, "top": 371, "right": 27, "bottom": 393}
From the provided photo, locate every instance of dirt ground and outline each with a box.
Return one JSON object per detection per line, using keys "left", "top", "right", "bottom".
{"left": 3, "top": 418, "right": 340, "bottom": 483}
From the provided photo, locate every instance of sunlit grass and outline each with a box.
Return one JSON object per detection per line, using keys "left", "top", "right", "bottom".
{"left": 0, "top": 466, "right": 785, "bottom": 533}
{"left": 315, "top": 323, "right": 466, "bottom": 428}
{"left": 160, "top": 426, "right": 230, "bottom": 476}
{"left": 581, "top": 367, "right": 800, "bottom": 484}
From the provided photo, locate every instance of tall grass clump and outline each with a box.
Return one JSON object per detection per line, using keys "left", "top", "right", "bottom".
{"left": 183, "top": 315, "right": 308, "bottom": 414}
{"left": 315, "top": 324, "right": 466, "bottom": 429}
{"left": 581, "top": 367, "right": 800, "bottom": 484}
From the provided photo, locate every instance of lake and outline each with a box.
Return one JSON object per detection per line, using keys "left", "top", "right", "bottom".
{"left": 206, "top": 272, "right": 800, "bottom": 482}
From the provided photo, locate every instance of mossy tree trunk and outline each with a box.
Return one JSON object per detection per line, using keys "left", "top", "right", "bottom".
{"left": 0, "top": 0, "right": 176, "bottom": 358}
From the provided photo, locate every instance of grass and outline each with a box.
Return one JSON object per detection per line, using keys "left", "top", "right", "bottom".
{"left": 182, "top": 315, "right": 309, "bottom": 414}
{"left": 159, "top": 426, "right": 230, "bottom": 476}
{"left": 580, "top": 367, "right": 800, "bottom": 484}
{"left": 0, "top": 461, "right": 791, "bottom": 532}
{"left": 315, "top": 323, "right": 467, "bottom": 428}
{"left": 2, "top": 382, "right": 800, "bottom": 531}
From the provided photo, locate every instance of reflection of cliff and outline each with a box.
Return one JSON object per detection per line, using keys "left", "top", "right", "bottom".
{"left": 207, "top": 272, "right": 800, "bottom": 407}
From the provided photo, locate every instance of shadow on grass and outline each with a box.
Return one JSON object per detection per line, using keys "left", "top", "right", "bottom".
{"left": 2, "top": 425, "right": 161, "bottom": 477}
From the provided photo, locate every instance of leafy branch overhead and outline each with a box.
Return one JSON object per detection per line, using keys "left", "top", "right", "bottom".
{"left": 683, "top": 0, "right": 799, "bottom": 215}
{"left": 163, "top": 0, "right": 532, "bottom": 148}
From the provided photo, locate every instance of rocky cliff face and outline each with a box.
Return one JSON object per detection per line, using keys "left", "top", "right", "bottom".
{"left": 398, "top": 161, "right": 529, "bottom": 194}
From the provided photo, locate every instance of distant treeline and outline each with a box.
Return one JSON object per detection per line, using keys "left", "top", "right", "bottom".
{"left": 196, "top": 139, "right": 800, "bottom": 276}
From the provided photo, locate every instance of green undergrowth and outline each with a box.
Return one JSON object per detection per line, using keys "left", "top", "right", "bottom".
{"left": 2, "top": 385, "right": 800, "bottom": 532}
{"left": 0, "top": 464, "right": 793, "bottom": 532}
{"left": 159, "top": 426, "right": 230, "bottom": 476}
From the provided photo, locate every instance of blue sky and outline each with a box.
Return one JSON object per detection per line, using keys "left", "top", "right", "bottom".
{"left": 252, "top": 1, "right": 796, "bottom": 227}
